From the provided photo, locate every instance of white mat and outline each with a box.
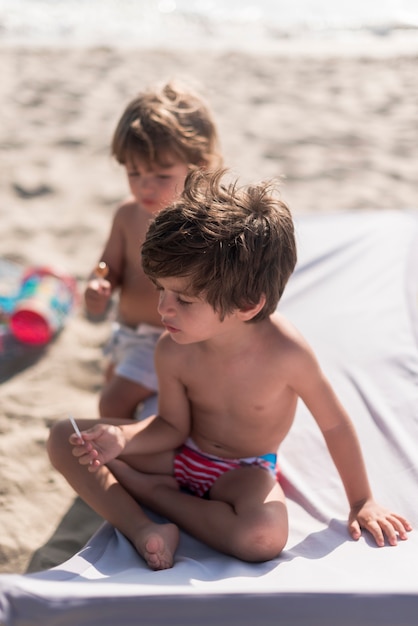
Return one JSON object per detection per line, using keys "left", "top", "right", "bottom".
{"left": 1, "top": 210, "right": 417, "bottom": 626}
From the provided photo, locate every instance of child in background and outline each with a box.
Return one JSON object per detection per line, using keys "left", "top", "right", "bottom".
{"left": 84, "top": 82, "right": 222, "bottom": 420}
{"left": 49, "top": 169, "right": 411, "bottom": 571}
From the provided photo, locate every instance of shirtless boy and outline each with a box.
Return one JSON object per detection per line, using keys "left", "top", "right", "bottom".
{"left": 48, "top": 169, "right": 411, "bottom": 571}
{"left": 84, "top": 82, "right": 221, "bottom": 419}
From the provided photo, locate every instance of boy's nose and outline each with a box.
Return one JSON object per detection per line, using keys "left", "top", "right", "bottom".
{"left": 136, "top": 175, "right": 155, "bottom": 194}
{"left": 157, "top": 292, "right": 174, "bottom": 317}
{"left": 141, "top": 177, "right": 153, "bottom": 188}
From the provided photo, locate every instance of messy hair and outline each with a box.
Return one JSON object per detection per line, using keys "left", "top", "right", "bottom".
{"left": 141, "top": 169, "right": 297, "bottom": 322}
{"left": 111, "top": 82, "right": 222, "bottom": 168}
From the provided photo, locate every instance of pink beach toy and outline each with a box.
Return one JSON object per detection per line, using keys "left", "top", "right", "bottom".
{"left": 10, "top": 267, "right": 77, "bottom": 345}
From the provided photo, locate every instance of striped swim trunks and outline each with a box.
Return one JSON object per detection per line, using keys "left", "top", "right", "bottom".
{"left": 173, "top": 437, "right": 279, "bottom": 497}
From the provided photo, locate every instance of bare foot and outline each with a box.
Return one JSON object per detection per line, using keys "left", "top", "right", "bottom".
{"left": 134, "top": 522, "right": 179, "bottom": 570}
{"left": 108, "top": 459, "right": 179, "bottom": 504}
{"left": 107, "top": 460, "right": 180, "bottom": 569}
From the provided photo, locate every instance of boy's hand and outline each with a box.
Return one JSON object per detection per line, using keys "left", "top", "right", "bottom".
{"left": 70, "top": 423, "right": 125, "bottom": 472}
{"left": 84, "top": 277, "right": 111, "bottom": 316}
{"left": 348, "top": 499, "right": 412, "bottom": 547}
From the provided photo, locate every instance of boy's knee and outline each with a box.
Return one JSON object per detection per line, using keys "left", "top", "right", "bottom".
{"left": 47, "top": 419, "right": 71, "bottom": 469}
{"left": 234, "top": 513, "right": 288, "bottom": 562}
{"left": 99, "top": 378, "right": 155, "bottom": 420}
{"left": 99, "top": 390, "right": 133, "bottom": 420}
{"left": 238, "top": 529, "right": 287, "bottom": 562}
{"left": 98, "top": 392, "right": 116, "bottom": 418}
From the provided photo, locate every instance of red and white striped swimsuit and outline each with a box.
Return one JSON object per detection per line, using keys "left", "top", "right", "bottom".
{"left": 173, "top": 437, "right": 279, "bottom": 497}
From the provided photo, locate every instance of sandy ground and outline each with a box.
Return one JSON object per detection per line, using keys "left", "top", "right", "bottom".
{"left": 0, "top": 42, "right": 417, "bottom": 574}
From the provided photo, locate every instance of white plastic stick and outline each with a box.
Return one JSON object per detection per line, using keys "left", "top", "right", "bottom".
{"left": 69, "top": 414, "right": 82, "bottom": 439}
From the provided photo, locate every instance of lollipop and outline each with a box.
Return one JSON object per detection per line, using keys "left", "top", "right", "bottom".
{"left": 95, "top": 261, "right": 109, "bottom": 279}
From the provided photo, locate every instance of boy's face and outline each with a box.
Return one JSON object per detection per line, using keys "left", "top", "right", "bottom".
{"left": 125, "top": 156, "right": 189, "bottom": 215}
{"left": 155, "top": 276, "right": 235, "bottom": 345}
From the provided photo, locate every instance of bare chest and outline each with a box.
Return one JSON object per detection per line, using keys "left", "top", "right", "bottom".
{"left": 118, "top": 216, "right": 160, "bottom": 325}
{"left": 184, "top": 354, "right": 296, "bottom": 456}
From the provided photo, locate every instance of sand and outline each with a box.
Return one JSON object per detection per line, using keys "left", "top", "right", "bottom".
{"left": 0, "top": 42, "right": 417, "bottom": 575}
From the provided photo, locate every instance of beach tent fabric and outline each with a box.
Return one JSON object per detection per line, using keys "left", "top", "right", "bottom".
{"left": 0, "top": 210, "right": 417, "bottom": 626}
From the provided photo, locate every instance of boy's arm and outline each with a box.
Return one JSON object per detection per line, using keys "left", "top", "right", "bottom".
{"left": 149, "top": 332, "right": 192, "bottom": 449}
{"left": 121, "top": 337, "right": 190, "bottom": 455}
{"left": 84, "top": 204, "right": 126, "bottom": 316}
{"left": 99, "top": 200, "right": 138, "bottom": 287}
{"left": 73, "top": 333, "right": 190, "bottom": 469}
{"left": 288, "top": 341, "right": 411, "bottom": 546}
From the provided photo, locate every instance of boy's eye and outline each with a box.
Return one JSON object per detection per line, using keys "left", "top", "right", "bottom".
{"left": 177, "top": 297, "right": 193, "bottom": 306}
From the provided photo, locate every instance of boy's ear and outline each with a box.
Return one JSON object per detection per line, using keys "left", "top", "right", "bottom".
{"left": 237, "top": 294, "right": 266, "bottom": 321}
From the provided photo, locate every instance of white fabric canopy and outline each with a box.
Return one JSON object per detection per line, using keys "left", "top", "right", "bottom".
{"left": 1, "top": 210, "right": 417, "bottom": 626}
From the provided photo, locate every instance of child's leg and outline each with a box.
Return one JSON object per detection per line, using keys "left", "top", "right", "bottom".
{"left": 110, "top": 461, "right": 288, "bottom": 562}
{"left": 47, "top": 418, "right": 178, "bottom": 570}
{"left": 100, "top": 325, "right": 160, "bottom": 420}
{"left": 99, "top": 374, "right": 155, "bottom": 420}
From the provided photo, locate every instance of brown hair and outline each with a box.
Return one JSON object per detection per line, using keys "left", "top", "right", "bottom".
{"left": 111, "top": 82, "right": 222, "bottom": 168}
{"left": 142, "top": 169, "right": 297, "bottom": 322}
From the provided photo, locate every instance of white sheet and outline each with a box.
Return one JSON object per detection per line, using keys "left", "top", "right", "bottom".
{"left": 1, "top": 210, "right": 417, "bottom": 626}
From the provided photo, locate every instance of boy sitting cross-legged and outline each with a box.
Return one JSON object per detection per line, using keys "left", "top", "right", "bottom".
{"left": 48, "top": 169, "right": 411, "bottom": 571}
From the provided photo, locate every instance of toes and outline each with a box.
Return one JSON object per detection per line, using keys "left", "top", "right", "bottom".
{"left": 143, "top": 534, "right": 173, "bottom": 570}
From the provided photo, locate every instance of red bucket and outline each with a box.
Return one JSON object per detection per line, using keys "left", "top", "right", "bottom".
{"left": 10, "top": 267, "right": 77, "bottom": 345}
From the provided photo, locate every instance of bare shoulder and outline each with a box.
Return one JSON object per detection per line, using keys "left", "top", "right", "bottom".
{"left": 270, "top": 312, "right": 309, "bottom": 350}
{"left": 155, "top": 332, "right": 189, "bottom": 369}
{"left": 113, "top": 196, "right": 142, "bottom": 225}
{"left": 268, "top": 313, "right": 319, "bottom": 372}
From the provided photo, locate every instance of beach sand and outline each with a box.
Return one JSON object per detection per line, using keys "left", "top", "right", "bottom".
{"left": 0, "top": 42, "right": 417, "bottom": 574}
